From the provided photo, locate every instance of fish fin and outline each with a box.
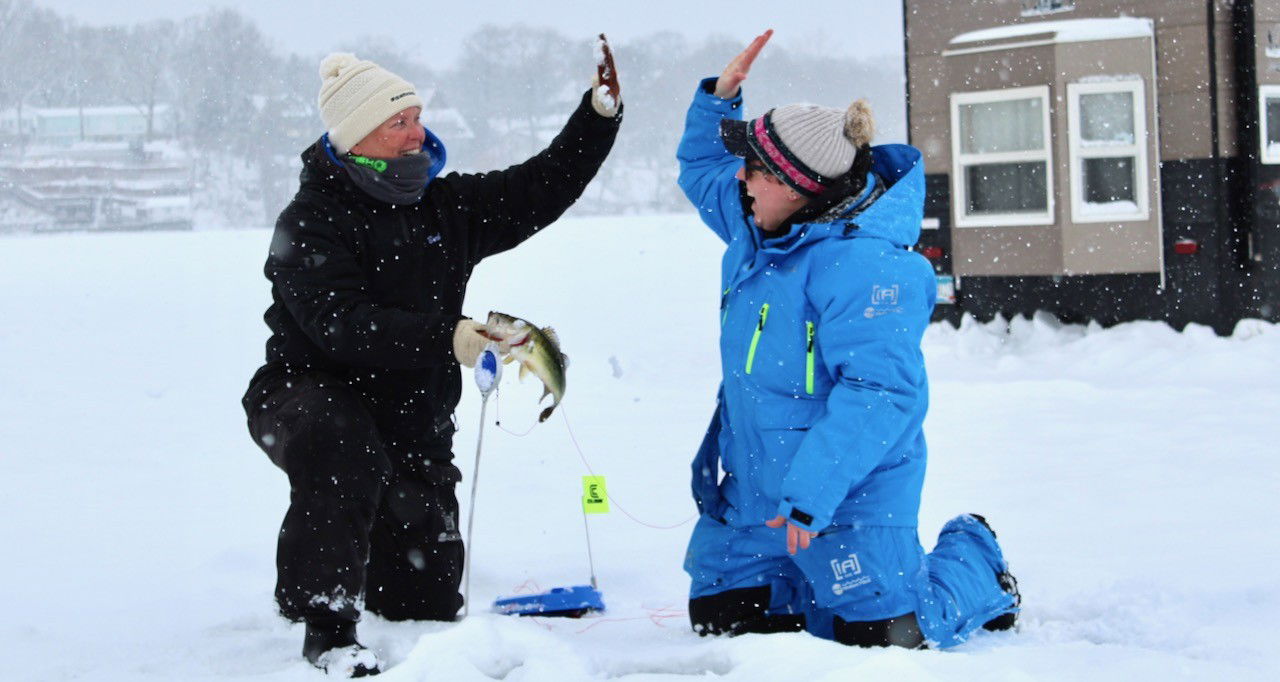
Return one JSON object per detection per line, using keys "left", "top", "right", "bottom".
{"left": 538, "top": 391, "right": 562, "bottom": 422}
{"left": 519, "top": 363, "right": 529, "bottom": 380}
{"left": 561, "top": 352, "right": 570, "bottom": 371}
{"left": 502, "top": 355, "right": 517, "bottom": 365}
{"left": 541, "top": 326, "right": 560, "bottom": 346}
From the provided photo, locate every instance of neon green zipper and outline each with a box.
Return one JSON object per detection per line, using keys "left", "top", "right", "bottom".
{"left": 745, "top": 303, "right": 770, "bottom": 374}
{"left": 805, "top": 321, "right": 815, "bottom": 394}
{"left": 721, "top": 287, "right": 731, "bottom": 327}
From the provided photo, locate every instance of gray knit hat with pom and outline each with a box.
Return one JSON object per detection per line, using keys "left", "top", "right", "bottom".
{"left": 721, "top": 99, "right": 876, "bottom": 197}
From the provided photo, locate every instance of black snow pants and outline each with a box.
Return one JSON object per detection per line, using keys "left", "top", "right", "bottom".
{"left": 245, "top": 372, "right": 464, "bottom": 625}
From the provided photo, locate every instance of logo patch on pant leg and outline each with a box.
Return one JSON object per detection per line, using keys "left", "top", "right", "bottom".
{"left": 437, "top": 511, "right": 461, "bottom": 542}
{"left": 830, "top": 553, "right": 872, "bottom": 595}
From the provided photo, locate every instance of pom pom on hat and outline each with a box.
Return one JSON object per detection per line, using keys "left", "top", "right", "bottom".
{"left": 844, "top": 99, "right": 875, "bottom": 149}
{"left": 720, "top": 96, "right": 879, "bottom": 198}
{"left": 317, "top": 52, "right": 423, "bottom": 154}
{"left": 319, "top": 52, "right": 359, "bottom": 81}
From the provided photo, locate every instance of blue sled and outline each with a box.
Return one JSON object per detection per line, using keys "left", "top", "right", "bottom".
{"left": 492, "top": 585, "right": 605, "bottom": 618}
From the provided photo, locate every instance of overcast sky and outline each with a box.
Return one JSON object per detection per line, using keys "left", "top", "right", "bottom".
{"left": 35, "top": 0, "right": 905, "bottom": 67}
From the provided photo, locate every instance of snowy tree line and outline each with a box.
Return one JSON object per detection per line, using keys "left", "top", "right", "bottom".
{"left": 0, "top": 0, "right": 903, "bottom": 225}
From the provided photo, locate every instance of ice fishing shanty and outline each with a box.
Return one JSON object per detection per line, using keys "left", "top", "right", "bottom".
{"left": 903, "top": 0, "right": 1280, "bottom": 333}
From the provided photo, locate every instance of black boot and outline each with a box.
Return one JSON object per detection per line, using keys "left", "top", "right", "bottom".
{"left": 969, "top": 514, "right": 1021, "bottom": 632}
{"left": 983, "top": 571, "right": 1021, "bottom": 631}
{"left": 303, "top": 621, "right": 381, "bottom": 677}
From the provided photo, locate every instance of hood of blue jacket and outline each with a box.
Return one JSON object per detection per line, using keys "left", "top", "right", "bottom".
{"left": 761, "top": 143, "right": 924, "bottom": 254}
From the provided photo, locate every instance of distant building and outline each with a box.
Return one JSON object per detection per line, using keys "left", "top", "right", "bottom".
{"left": 0, "top": 105, "right": 175, "bottom": 146}
{"left": 0, "top": 104, "right": 191, "bottom": 233}
{"left": 0, "top": 147, "right": 193, "bottom": 233}
{"left": 904, "top": 0, "right": 1280, "bottom": 333}
{"left": 420, "top": 89, "right": 474, "bottom": 142}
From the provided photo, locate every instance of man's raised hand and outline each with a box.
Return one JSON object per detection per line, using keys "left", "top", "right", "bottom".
{"left": 592, "top": 34, "right": 621, "bottom": 117}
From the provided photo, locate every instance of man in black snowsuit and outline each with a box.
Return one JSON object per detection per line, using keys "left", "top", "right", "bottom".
{"left": 242, "top": 49, "right": 621, "bottom": 676}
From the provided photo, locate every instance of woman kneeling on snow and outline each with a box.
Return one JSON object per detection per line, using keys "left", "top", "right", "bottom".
{"left": 676, "top": 30, "right": 1020, "bottom": 649}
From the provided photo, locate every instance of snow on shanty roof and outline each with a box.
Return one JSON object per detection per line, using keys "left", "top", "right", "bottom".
{"left": 950, "top": 16, "right": 1154, "bottom": 47}
{"left": 32, "top": 105, "right": 170, "bottom": 118}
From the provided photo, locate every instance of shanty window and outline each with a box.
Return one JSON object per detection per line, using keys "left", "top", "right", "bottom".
{"left": 1021, "top": 0, "right": 1074, "bottom": 16}
{"left": 951, "top": 86, "right": 1053, "bottom": 227}
{"left": 1260, "top": 85, "right": 1280, "bottom": 164}
{"left": 1068, "top": 80, "right": 1147, "bottom": 222}
{"left": 1024, "top": 0, "right": 1075, "bottom": 15}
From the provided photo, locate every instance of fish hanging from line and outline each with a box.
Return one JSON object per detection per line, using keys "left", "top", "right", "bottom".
{"left": 485, "top": 311, "right": 568, "bottom": 423}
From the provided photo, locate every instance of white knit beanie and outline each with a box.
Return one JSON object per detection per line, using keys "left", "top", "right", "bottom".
{"left": 770, "top": 100, "right": 876, "bottom": 179}
{"left": 318, "top": 53, "right": 424, "bottom": 154}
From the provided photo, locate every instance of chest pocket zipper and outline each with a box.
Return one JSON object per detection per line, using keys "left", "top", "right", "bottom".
{"left": 721, "top": 287, "right": 731, "bottom": 327}
{"left": 805, "top": 321, "right": 815, "bottom": 394}
{"left": 744, "top": 303, "right": 770, "bottom": 374}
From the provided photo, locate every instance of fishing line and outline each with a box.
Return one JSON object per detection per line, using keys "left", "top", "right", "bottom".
{"left": 559, "top": 406, "right": 696, "bottom": 530}
{"left": 572, "top": 605, "right": 686, "bottom": 635}
{"left": 492, "top": 385, "right": 537, "bottom": 437}
{"left": 490, "top": 389, "right": 694, "bottom": 530}
{"left": 503, "top": 579, "right": 686, "bottom": 634}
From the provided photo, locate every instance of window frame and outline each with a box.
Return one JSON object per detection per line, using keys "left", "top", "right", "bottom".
{"left": 1067, "top": 79, "right": 1148, "bottom": 223}
{"left": 950, "top": 85, "right": 1055, "bottom": 228}
{"left": 1021, "top": 0, "right": 1075, "bottom": 16}
{"left": 1259, "top": 84, "right": 1280, "bottom": 164}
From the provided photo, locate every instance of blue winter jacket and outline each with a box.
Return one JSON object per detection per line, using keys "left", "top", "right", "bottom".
{"left": 678, "top": 78, "right": 936, "bottom": 533}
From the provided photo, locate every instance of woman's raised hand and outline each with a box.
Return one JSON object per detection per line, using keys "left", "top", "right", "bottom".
{"left": 713, "top": 29, "right": 773, "bottom": 100}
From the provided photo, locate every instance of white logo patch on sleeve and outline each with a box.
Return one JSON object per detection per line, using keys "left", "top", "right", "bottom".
{"left": 865, "top": 284, "right": 904, "bottom": 318}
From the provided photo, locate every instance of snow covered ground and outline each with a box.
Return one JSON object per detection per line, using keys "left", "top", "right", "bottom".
{"left": 1, "top": 216, "right": 1277, "bottom": 681}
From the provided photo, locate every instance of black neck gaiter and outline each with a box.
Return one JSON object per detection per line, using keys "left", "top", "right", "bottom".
{"left": 342, "top": 151, "right": 433, "bottom": 205}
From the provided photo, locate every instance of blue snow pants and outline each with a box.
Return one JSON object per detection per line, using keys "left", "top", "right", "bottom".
{"left": 684, "top": 513, "right": 1018, "bottom": 648}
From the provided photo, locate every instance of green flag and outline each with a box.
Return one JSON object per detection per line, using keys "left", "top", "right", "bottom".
{"left": 582, "top": 475, "right": 609, "bottom": 514}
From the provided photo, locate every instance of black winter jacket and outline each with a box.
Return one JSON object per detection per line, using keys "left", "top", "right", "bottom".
{"left": 244, "top": 91, "right": 620, "bottom": 455}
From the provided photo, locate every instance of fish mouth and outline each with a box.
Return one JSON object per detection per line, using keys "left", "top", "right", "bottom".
{"left": 480, "top": 329, "right": 531, "bottom": 347}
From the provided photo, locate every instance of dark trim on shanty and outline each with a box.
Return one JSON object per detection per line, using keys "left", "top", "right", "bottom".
{"left": 1234, "top": 0, "right": 1259, "bottom": 166}
{"left": 1207, "top": 0, "right": 1220, "bottom": 158}
{"left": 1233, "top": 0, "right": 1259, "bottom": 284}
{"left": 902, "top": 0, "right": 912, "bottom": 145}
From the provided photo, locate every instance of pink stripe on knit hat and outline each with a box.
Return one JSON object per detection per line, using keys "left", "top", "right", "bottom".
{"left": 752, "top": 116, "right": 825, "bottom": 194}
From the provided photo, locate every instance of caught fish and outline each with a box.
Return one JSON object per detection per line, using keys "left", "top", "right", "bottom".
{"left": 486, "top": 311, "right": 567, "bottom": 423}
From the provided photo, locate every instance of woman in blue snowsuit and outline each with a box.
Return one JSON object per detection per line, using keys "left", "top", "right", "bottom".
{"left": 677, "top": 31, "right": 1019, "bottom": 649}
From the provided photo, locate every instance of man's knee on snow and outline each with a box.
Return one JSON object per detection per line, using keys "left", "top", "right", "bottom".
{"left": 688, "top": 586, "right": 805, "bottom": 637}
{"left": 365, "top": 543, "right": 463, "bottom": 622}
{"left": 833, "top": 612, "right": 925, "bottom": 649}
{"left": 366, "top": 590, "right": 462, "bottom": 622}
{"left": 365, "top": 517, "right": 464, "bottom": 622}
{"left": 275, "top": 391, "right": 391, "bottom": 497}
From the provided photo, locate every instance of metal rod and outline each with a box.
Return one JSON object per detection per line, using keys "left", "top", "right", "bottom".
{"left": 462, "top": 393, "right": 489, "bottom": 617}
{"left": 581, "top": 505, "right": 598, "bottom": 590}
